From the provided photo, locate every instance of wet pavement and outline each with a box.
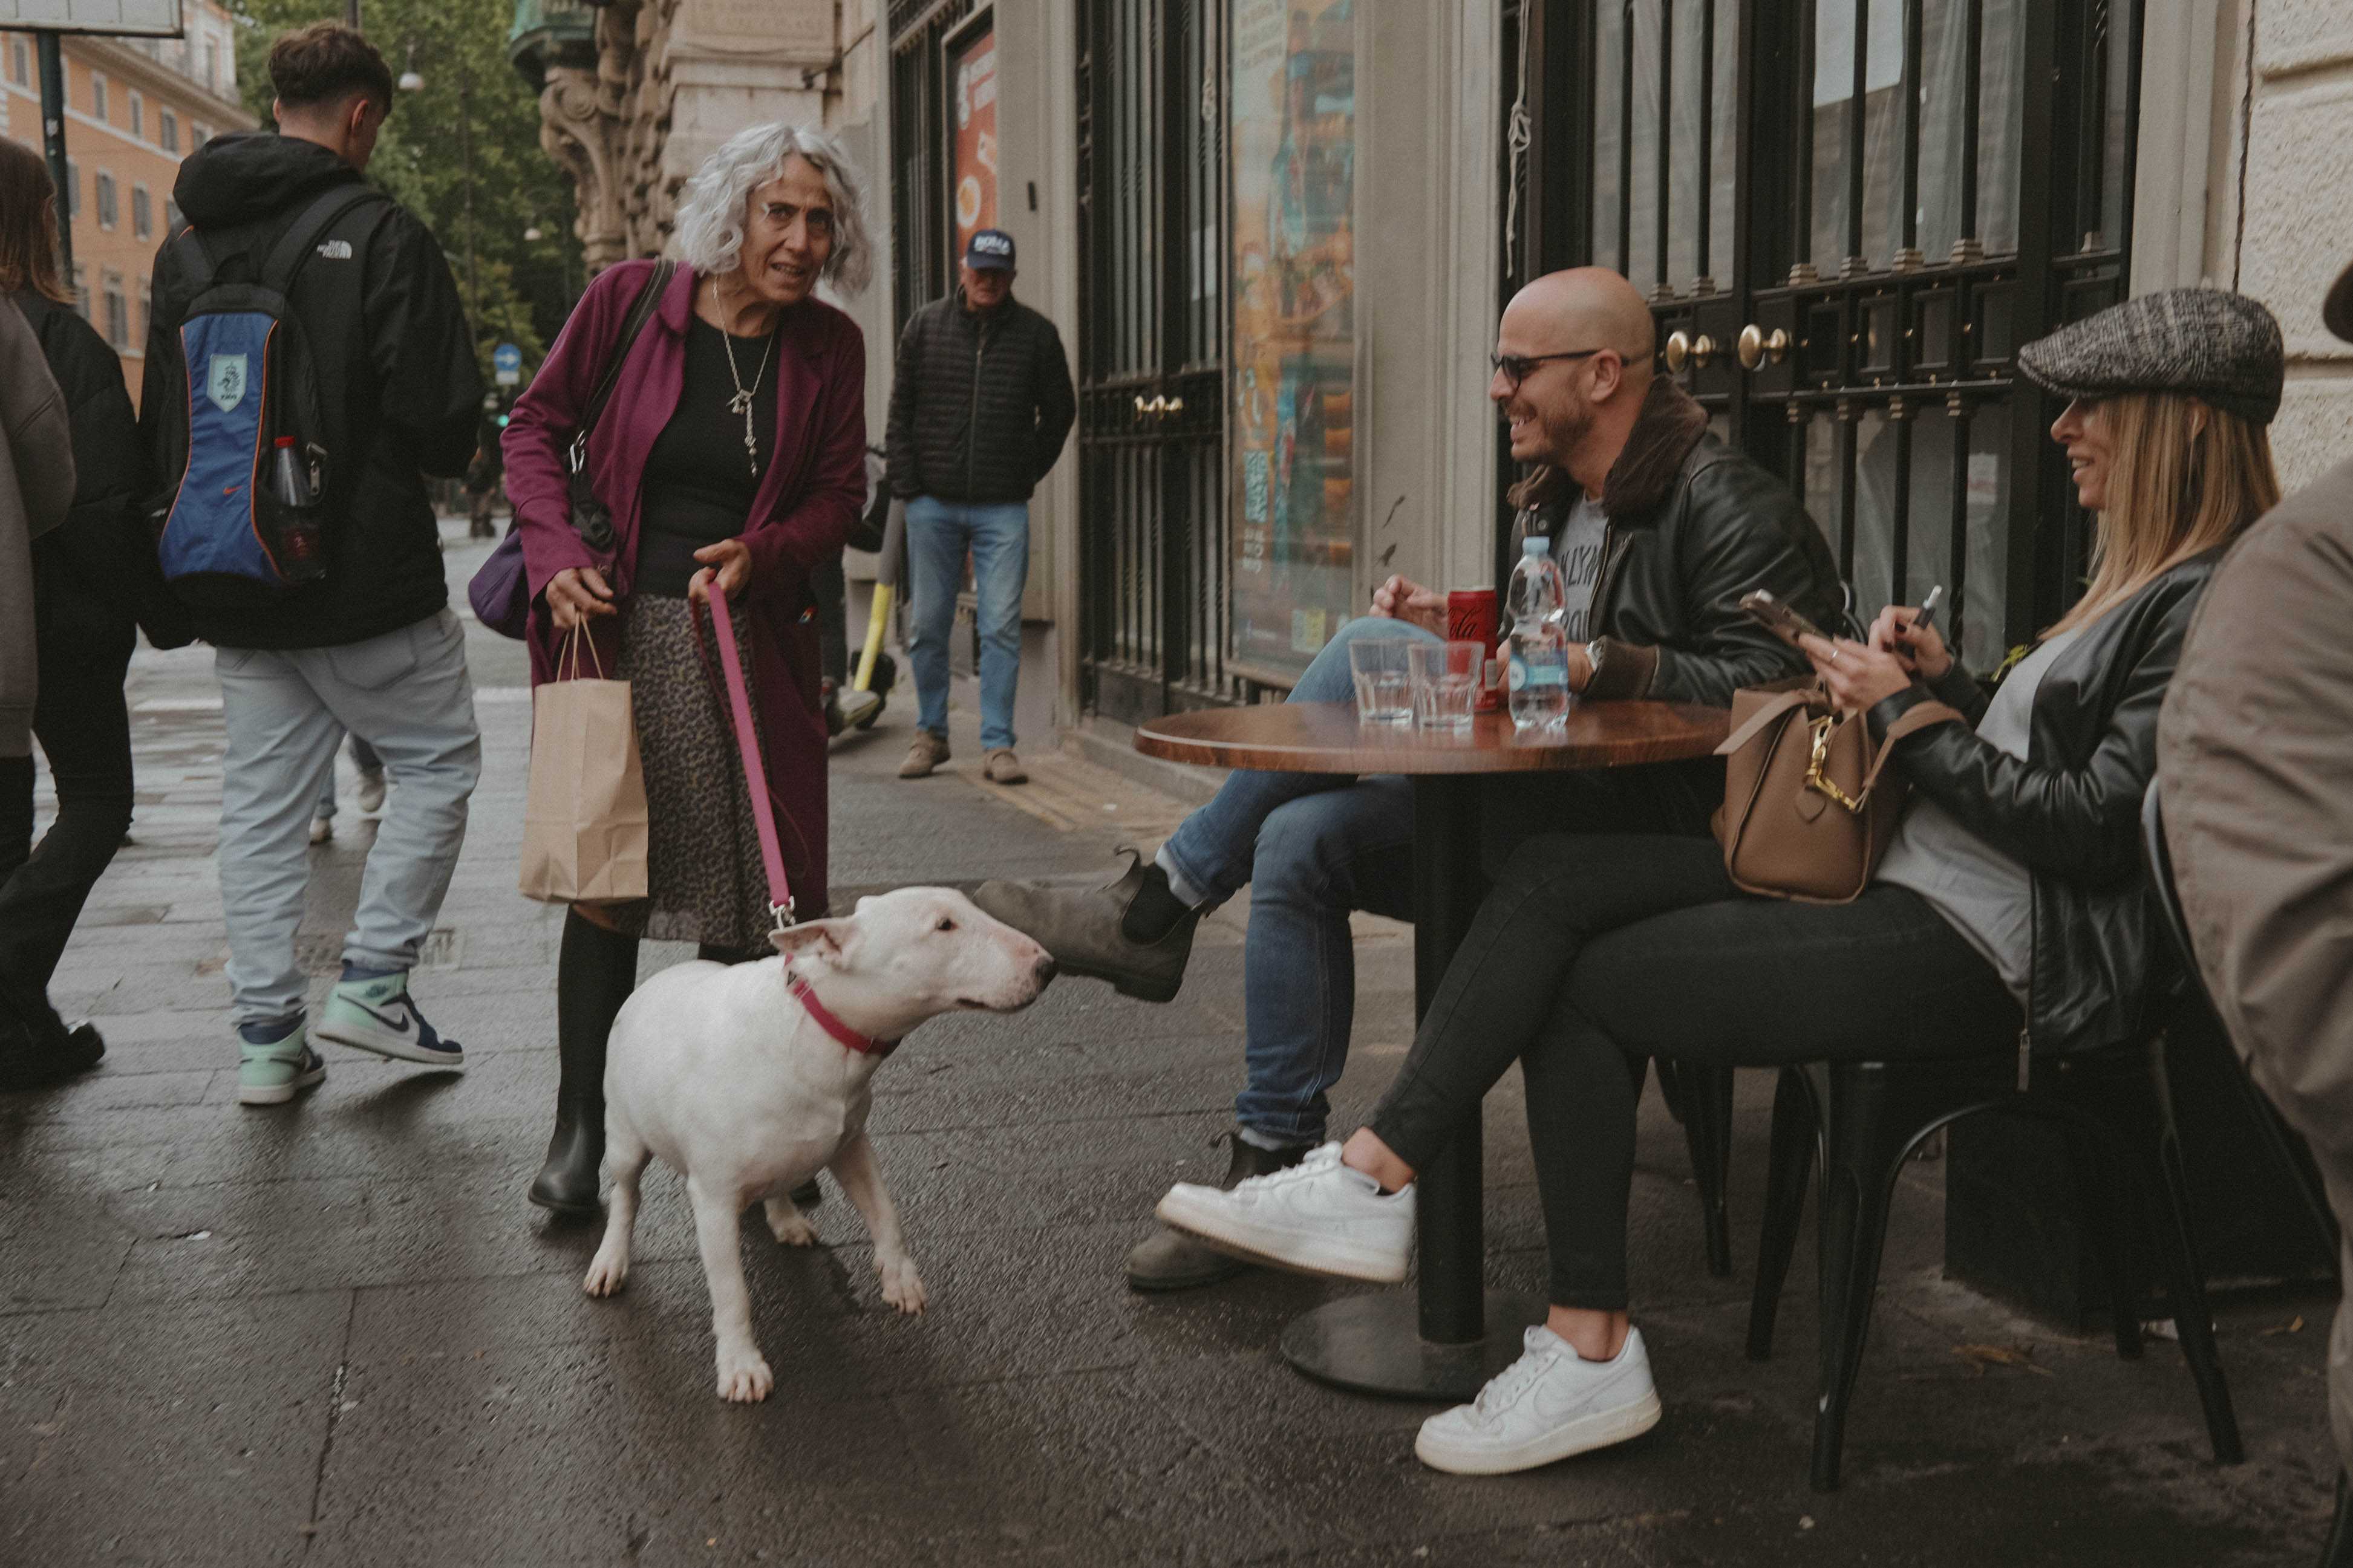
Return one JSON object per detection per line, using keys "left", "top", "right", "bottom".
{"left": 1, "top": 522, "right": 2341, "bottom": 1565}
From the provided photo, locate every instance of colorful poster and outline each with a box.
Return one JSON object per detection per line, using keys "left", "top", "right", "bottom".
{"left": 950, "top": 25, "right": 999, "bottom": 260}
{"left": 1230, "top": 0, "right": 1356, "bottom": 684}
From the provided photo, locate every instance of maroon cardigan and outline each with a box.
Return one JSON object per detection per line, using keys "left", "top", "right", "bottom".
{"left": 504, "top": 259, "right": 866, "bottom": 917}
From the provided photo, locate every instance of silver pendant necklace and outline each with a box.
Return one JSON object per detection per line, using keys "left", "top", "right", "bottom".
{"left": 713, "top": 280, "right": 775, "bottom": 478}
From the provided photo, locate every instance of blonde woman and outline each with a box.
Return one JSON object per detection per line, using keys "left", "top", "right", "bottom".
{"left": 1151, "top": 288, "right": 2285, "bottom": 1477}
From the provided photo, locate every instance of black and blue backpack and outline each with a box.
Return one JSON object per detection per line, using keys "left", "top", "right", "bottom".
{"left": 154, "top": 183, "right": 387, "bottom": 609}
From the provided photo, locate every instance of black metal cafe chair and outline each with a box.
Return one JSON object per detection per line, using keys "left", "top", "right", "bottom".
{"left": 1738, "top": 789, "right": 2253, "bottom": 1491}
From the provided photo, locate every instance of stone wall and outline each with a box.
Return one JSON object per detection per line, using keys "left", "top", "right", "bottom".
{"left": 535, "top": 0, "right": 875, "bottom": 275}
{"left": 2235, "top": 0, "right": 2353, "bottom": 486}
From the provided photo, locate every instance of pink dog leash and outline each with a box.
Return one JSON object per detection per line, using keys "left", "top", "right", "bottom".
{"left": 703, "top": 589, "right": 896, "bottom": 1058}
{"left": 701, "top": 587, "right": 795, "bottom": 934}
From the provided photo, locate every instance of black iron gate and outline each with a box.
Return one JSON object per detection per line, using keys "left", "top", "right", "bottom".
{"left": 1075, "top": 0, "right": 1239, "bottom": 723}
{"left": 1512, "top": 0, "right": 2140, "bottom": 665}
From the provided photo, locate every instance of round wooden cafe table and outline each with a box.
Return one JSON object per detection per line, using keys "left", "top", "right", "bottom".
{"left": 1135, "top": 698, "right": 1731, "bottom": 1400}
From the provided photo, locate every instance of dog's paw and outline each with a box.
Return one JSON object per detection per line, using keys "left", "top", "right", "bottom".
{"left": 714, "top": 1345, "right": 774, "bottom": 1404}
{"left": 582, "top": 1248, "right": 629, "bottom": 1298}
{"left": 877, "top": 1255, "right": 927, "bottom": 1316}
{"left": 764, "top": 1196, "right": 817, "bottom": 1248}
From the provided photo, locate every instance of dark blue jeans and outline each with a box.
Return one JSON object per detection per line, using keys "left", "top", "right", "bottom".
{"left": 1369, "top": 834, "right": 2019, "bottom": 1310}
{"left": 1160, "top": 619, "right": 1717, "bottom": 1147}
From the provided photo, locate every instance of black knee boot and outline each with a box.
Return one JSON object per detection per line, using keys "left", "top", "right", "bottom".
{"left": 530, "top": 911, "right": 639, "bottom": 1216}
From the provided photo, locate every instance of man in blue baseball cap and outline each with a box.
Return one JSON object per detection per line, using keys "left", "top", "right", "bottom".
{"left": 886, "top": 227, "right": 1076, "bottom": 784}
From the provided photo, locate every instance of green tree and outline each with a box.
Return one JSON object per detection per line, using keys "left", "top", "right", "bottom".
{"left": 228, "top": 0, "right": 579, "bottom": 375}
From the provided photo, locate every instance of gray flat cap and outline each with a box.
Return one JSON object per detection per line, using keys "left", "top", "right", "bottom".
{"left": 2015, "top": 288, "right": 2285, "bottom": 426}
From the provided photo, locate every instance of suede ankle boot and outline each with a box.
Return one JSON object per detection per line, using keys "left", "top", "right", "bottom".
{"left": 1124, "top": 1131, "right": 1310, "bottom": 1292}
{"left": 530, "top": 911, "right": 639, "bottom": 1217}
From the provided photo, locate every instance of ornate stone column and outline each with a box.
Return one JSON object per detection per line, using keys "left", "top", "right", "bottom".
{"left": 538, "top": 64, "right": 627, "bottom": 272}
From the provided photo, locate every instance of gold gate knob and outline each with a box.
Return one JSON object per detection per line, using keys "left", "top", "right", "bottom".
{"left": 1691, "top": 334, "right": 1718, "bottom": 369}
{"left": 1737, "top": 324, "right": 1792, "bottom": 370}
{"left": 1663, "top": 331, "right": 1691, "bottom": 373}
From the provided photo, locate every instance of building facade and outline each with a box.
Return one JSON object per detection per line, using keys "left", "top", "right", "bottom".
{"left": 1, "top": 2, "right": 255, "bottom": 406}
{"left": 521, "top": 0, "right": 2351, "bottom": 746}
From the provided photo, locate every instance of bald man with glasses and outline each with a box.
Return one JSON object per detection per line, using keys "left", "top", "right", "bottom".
{"left": 975, "top": 268, "right": 1842, "bottom": 1293}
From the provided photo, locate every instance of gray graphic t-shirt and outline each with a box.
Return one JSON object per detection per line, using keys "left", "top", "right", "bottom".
{"left": 1555, "top": 494, "right": 1608, "bottom": 642}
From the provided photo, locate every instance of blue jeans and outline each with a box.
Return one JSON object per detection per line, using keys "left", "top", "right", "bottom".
{"left": 1160, "top": 617, "right": 1718, "bottom": 1147}
{"left": 1162, "top": 618, "right": 1433, "bottom": 1145}
{"left": 905, "top": 496, "right": 1030, "bottom": 752}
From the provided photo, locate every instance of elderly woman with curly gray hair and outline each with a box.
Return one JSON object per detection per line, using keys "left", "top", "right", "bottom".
{"left": 505, "top": 122, "right": 871, "bottom": 1215}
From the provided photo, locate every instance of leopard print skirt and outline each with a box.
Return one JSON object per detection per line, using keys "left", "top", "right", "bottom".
{"left": 603, "top": 593, "right": 774, "bottom": 952}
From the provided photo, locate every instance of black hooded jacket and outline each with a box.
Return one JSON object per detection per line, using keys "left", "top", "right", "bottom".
{"left": 9, "top": 288, "right": 187, "bottom": 651}
{"left": 140, "top": 131, "right": 481, "bottom": 649}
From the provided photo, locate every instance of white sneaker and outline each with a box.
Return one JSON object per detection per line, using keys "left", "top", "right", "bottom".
{"left": 1414, "top": 1325, "right": 1663, "bottom": 1475}
{"left": 355, "top": 769, "right": 387, "bottom": 814}
{"left": 308, "top": 815, "right": 333, "bottom": 845}
{"left": 1154, "top": 1142, "right": 1414, "bottom": 1283}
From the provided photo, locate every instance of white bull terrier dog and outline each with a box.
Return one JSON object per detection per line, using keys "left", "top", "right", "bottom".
{"left": 583, "top": 887, "right": 1056, "bottom": 1401}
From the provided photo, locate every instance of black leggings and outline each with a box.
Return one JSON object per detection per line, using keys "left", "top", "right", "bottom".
{"left": 0, "top": 610, "right": 134, "bottom": 1035}
{"left": 1368, "top": 834, "right": 2020, "bottom": 1311}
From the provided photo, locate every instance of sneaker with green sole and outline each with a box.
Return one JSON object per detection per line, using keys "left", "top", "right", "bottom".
{"left": 238, "top": 1023, "right": 327, "bottom": 1107}
{"left": 315, "top": 972, "right": 465, "bottom": 1068}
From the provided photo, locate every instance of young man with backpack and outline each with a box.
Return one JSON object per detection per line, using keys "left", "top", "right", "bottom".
{"left": 140, "top": 24, "right": 485, "bottom": 1108}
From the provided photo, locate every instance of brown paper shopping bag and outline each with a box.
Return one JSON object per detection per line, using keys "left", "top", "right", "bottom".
{"left": 519, "top": 626, "right": 649, "bottom": 903}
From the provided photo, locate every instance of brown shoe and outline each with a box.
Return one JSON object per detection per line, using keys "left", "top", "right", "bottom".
{"left": 898, "top": 732, "right": 950, "bottom": 778}
{"left": 1125, "top": 1133, "right": 1310, "bottom": 1292}
{"left": 971, "top": 848, "right": 1200, "bottom": 1003}
{"left": 984, "top": 748, "right": 1028, "bottom": 785}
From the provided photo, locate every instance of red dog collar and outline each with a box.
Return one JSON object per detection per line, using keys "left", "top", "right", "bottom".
{"left": 788, "top": 972, "right": 899, "bottom": 1059}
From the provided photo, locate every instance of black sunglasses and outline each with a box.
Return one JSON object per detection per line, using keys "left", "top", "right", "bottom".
{"left": 1489, "top": 348, "right": 1607, "bottom": 389}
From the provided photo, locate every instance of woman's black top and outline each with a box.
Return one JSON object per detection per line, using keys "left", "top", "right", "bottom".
{"left": 636, "top": 315, "right": 780, "bottom": 597}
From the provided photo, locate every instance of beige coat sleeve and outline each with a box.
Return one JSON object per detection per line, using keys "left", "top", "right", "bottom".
{"left": 2158, "top": 458, "right": 2353, "bottom": 1162}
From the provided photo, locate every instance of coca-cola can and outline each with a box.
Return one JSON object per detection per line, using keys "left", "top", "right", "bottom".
{"left": 1447, "top": 588, "right": 1503, "bottom": 711}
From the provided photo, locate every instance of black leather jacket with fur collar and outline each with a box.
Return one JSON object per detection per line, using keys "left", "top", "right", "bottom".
{"left": 1870, "top": 551, "right": 2219, "bottom": 1056}
{"left": 1515, "top": 379, "right": 1842, "bottom": 706}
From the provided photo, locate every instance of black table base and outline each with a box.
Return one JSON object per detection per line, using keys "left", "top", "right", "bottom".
{"left": 1278, "top": 775, "right": 1542, "bottom": 1400}
{"left": 1279, "top": 1290, "right": 1550, "bottom": 1400}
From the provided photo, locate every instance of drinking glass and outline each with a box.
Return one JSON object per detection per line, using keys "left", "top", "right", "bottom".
{"left": 1348, "top": 637, "right": 1415, "bottom": 726}
{"left": 1410, "top": 640, "right": 1482, "bottom": 734}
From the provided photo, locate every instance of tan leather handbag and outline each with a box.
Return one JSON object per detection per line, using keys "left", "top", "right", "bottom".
{"left": 1711, "top": 684, "right": 1962, "bottom": 903}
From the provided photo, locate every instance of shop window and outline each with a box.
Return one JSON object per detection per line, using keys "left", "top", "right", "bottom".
{"left": 160, "top": 107, "right": 178, "bottom": 153}
{"left": 132, "top": 184, "right": 151, "bottom": 239}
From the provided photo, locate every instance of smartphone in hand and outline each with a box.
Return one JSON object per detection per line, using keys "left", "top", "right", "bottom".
{"left": 1738, "top": 589, "right": 1830, "bottom": 650}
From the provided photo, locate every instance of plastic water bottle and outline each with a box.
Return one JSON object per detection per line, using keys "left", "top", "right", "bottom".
{"left": 269, "top": 435, "right": 325, "bottom": 581}
{"left": 1505, "top": 535, "right": 1571, "bottom": 732}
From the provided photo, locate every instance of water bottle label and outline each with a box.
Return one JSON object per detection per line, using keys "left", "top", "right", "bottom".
{"left": 1507, "top": 655, "right": 1566, "bottom": 691}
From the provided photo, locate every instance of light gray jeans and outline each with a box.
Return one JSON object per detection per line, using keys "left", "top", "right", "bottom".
{"left": 215, "top": 609, "right": 480, "bottom": 1029}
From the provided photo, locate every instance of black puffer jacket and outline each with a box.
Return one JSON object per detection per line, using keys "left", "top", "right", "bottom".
{"left": 142, "top": 132, "right": 481, "bottom": 649}
{"left": 884, "top": 289, "right": 1075, "bottom": 504}
{"left": 10, "top": 288, "right": 188, "bottom": 651}
{"left": 1517, "top": 379, "right": 1842, "bottom": 706}
{"left": 1872, "top": 552, "right": 2218, "bottom": 1056}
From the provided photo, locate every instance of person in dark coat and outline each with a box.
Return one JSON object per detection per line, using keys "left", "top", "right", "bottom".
{"left": 0, "top": 139, "right": 184, "bottom": 1090}
{"left": 884, "top": 228, "right": 1075, "bottom": 785}
{"left": 504, "top": 121, "right": 870, "bottom": 1215}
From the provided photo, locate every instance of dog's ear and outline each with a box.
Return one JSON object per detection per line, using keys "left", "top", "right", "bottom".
{"left": 771, "top": 918, "right": 851, "bottom": 966}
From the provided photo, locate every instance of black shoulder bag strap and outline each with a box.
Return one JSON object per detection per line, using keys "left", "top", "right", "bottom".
{"left": 575, "top": 259, "right": 676, "bottom": 450}
{"left": 564, "top": 259, "right": 676, "bottom": 552}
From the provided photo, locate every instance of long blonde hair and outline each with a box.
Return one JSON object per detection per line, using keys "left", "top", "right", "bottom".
{"left": 2046, "top": 392, "right": 2279, "bottom": 638}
